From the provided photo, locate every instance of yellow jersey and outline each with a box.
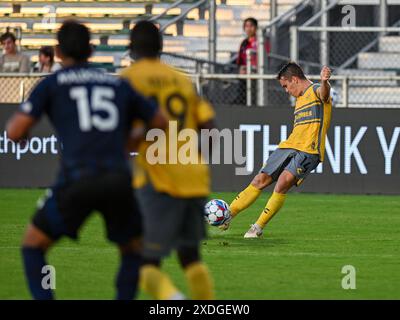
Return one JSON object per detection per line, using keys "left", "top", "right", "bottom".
{"left": 120, "top": 58, "right": 215, "bottom": 198}
{"left": 279, "top": 83, "right": 332, "bottom": 161}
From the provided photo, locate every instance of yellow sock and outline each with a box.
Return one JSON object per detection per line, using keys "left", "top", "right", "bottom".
{"left": 256, "top": 192, "right": 287, "bottom": 228}
{"left": 140, "top": 264, "right": 181, "bottom": 300}
{"left": 230, "top": 184, "right": 262, "bottom": 217}
{"left": 185, "top": 262, "right": 214, "bottom": 300}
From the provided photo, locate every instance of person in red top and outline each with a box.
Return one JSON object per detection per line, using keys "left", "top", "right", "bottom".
{"left": 236, "top": 17, "right": 270, "bottom": 74}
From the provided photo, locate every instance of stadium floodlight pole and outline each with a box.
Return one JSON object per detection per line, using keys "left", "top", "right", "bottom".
{"left": 246, "top": 50, "right": 252, "bottom": 107}
{"left": 380, "top": 0, "right": 387, "bottom": 30}
{"left": 269, "top": 0, "right": 278, "bottom": 58}
{"left": 270, "top": 0, "right": 278, "bottom": 26}
{"left": 194, "top": 74, "right": 202, "bottom": 95}
{"left": 342, "top": 76, "right": 349, "bottom": 108}
{"left": 320, "top": 0, "right": 329, "bottom": 66}
{"left": 19, "top": 80, "right": 25, "bottom": 103}
{"left": 15, "top": 26, "right": 22, "bottom": 53}
{"left": 208, "top": 0, "right": 216, "bottom": 74}
{"left": 289, "top": 26, "right": 299, "bottom": 108}
{"left": 257, "top": 27, "right": 265, "bottom": 107}
{"left": 290, "top": 26, "right": 298, "bottom": 62}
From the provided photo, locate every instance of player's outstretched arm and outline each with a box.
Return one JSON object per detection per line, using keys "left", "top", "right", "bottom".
{"left": 318, "top": 66, "right": 332, "bottom": 102}
{"left": 6, "top": 112, "right": 36, "bottom": 142}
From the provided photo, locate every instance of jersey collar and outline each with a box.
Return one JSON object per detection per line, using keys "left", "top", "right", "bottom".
{"left": 300, "top": 82, "right": 314, "bottom": 97}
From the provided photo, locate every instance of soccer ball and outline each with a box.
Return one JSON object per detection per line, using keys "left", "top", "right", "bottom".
{"left": 204, "top": 199, "right": 231, "bottom": 226}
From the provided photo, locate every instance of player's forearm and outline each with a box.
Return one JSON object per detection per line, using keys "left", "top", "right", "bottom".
{"left": 6, "top": 113, "right": 34, "bottom": 142}
{"left": 319, "top": 80, "right": 331, "bottom": 102}
{"left": 6, "top": 122, "right": 27, "bottom": 142}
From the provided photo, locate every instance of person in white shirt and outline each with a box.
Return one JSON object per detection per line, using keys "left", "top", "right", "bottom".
{"left": 0, "top": 32, "right": 30, "bottom": 73}
{"left": 32, "top": 46, "right": 62, "bottom": 73}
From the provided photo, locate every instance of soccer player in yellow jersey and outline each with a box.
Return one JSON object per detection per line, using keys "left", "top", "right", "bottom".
{"left": 120, "top": 21, "right": 216, "bottom": 300}
{"left": 222, "top": 62, "right": 332, "bottom": 238}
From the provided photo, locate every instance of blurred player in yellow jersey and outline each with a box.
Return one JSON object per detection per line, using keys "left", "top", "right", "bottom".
{"left": 222, "top": 62, "right": 332, "bottom": 238}
{"left": 120, "top": 21, "right": 216, "bottom": 300}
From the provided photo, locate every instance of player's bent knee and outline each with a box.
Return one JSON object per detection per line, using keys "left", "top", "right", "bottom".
{"left": 274, "top": 179, "right": 292, "bottom": 194}
{"left": 274, "top": 172, "right": 297, "bottom": 194}
{"left": 251, "top": 173, "right": 272, "bottom": 190}
{"left": 274, "top": 184, "right": 290, "bottom": 194}
{"left": 22, "top": 224, "right": 53, "bottom": 251}
{"left": 177, "top": 246, "right": 200, "bottom": 269}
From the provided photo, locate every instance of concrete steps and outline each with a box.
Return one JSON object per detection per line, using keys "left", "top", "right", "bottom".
{"left": 358, "top": 52, "right": 400, "bottom": 69}
{"left": 379, "top": 36, "right": 400, "bottom": 52}
{"left": 1, "top": 0, "right": 302, "bottom": 66}
{"left": 337, "top": 69, "right": 398, "bottom": 86}
{"left": 336, "top": 86, "right": 400, "bottom": 106}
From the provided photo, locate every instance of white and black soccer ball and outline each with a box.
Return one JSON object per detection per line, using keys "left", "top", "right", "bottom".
{"left": 204, "top": 199, "right": 231, "bottom": 226}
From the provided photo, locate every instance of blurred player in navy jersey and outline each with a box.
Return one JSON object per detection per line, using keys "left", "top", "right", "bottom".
{"left": 6, "top": 20, "right": 166, "bottom": 300}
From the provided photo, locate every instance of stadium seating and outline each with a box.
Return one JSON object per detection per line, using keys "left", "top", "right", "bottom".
{"left": 2, "top": 0, "right": 399, "bottom": 108}
{"left": 0, "top": 0, "right": 301, "bottom": 70}
{"left": 335, "top": 35, "right": 400, "bottom": 107}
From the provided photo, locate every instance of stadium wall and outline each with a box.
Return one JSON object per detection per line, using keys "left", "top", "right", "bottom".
{"left": 1, "top": 104, "right": 399, "bottom": 195}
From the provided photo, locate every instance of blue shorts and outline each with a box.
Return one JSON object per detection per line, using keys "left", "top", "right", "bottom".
{"left": 32, "top": 172, "right": 142, "bottom": 245}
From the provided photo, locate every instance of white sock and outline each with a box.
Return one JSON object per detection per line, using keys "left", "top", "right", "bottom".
{"left": 170, "top": 292, "right": 186, "bottom": 300}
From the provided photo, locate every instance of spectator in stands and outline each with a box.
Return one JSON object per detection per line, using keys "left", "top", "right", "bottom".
{"left": 236, "top": 17, "right": 270, "bottom": 74}
{"left": 234, "top": 18, "right": 270, "bottom": 105}
{"left": 0, "top": 32, "right": 30, "bottom": 73}
{"left": 32, "top": 46, "right": 62, "bottom": 73}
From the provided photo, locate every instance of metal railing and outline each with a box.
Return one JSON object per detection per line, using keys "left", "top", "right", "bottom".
{"left": 260, "top": 0, "right": 315, "bottom": 61}
{"left": 191, "top": 73, "right": 348, "bottom": 108}
{"left": 301, "top": 0, "right": 340, "bottom": 28}
{"left": 159, "top": 0, "right": 207, "bottom": 33}
{"left": 120, "top": 0, "right": 210, "bottom": 72}
{"left": 338, "top": 18, "right": 400, "bottom": 70}
{"left": 291, "top": 26, "right": 400, "bottom": 68}
{"left": 148, "top": 0, "right": 187, "bottom": 23}
{"left": 289, "top": 0, "right": 398, "bottom": 69}
{"left": 0, "top": 73, "right": 46, "bottom": 104}
{"left": 263, "top": 0, "right": 315, "bottom": 33}
{"left": 3, "top": 72, "right": 400, "bottom": 109}
{"left": 254, "top": 0, "right": 315, "bottom": 106}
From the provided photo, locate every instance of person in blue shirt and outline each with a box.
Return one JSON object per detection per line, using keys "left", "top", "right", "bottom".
{"left": 6, "top": 20, "right": 166, "bottom": 300}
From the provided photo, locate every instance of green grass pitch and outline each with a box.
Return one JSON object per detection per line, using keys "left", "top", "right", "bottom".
{"left": 1, "top": 189, "right": 400, "bottom": 299}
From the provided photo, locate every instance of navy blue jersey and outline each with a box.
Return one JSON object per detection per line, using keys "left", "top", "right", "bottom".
{"left": 19, "top": 64, "right": 157, "bottom": 180}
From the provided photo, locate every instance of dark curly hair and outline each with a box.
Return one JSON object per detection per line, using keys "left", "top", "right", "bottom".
{"left": 57, "top": 20, "right": 92, "bottom": 62}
